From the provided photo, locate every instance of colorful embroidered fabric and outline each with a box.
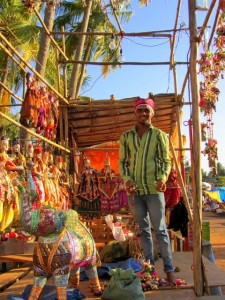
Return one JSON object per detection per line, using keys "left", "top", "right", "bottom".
{"left": 77, "top": 167, "right": 100, "bottom": 202}
{"left": 33, "top": 210, "right": 99, "bottom": 277}
{"left": 164, "top": 168, "right": 181, "bottom": 209}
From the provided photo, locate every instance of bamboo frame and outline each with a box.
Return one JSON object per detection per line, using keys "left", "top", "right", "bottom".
{"left": 169, "top": 138, "right": 193, "bottom": 223}
{"left": 0, "top": 81, "right": 23, "bottom": 102}
{"left": 61, "top": 26, "right": 67, "bottom": 99}
{"left": 0, "top": 33, "right": 69, "bottom": 105}
{"left": 51, "top": 27, "right": 206, "bottom": 36}
{"left": 188, "top": 0, "right": 203, "bottom": 296}
{"left": 208, "top": 6, "right": 220, "bottom": 49}
{"left": 197, "top": 0, "right": 218, "bottom": 43}
{"left": 58, "top": 60, "right": 189, "bottom": 66}
{"left": 109, "top": 0, "right": 123, "bottom": 33}
{"left": 169, "top": 0, "right": 182, "bottom": 69}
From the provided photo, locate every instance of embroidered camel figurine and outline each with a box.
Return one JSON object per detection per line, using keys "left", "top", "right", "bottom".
{"left": 17, "top": 168, "right": 102, "bottom": 300}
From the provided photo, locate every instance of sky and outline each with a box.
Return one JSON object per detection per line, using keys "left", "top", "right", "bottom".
{"left": 79, "top": 0, "right": 225, "bottom": 172}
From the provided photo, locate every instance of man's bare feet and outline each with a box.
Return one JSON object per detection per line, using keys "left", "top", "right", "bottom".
{"left": 166, "top": 272, "right": 176, "bottom": 287}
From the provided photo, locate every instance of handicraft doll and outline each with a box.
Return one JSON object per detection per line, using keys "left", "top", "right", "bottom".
{"left": 25, "top": 144, "right": 38, "bottom": 204}
{"left": 98, "top": 155, "right": 121, "bottom": 214}
{"left": 0, "top": 136, "right": 18, "bottom": 231}
{"left": 10, "top": 137, "right": 26, "bottom": 180}
{"left": 31, "top": 146, "right": 46, "bottom": 208}
{"left": 20, "top": 73, "right": 41, "bottom": 128}
{"left": 57, "top": 156, "right": 71, "bottom": 210}
{"left": 9, "top": 138, "right": 27, "bottom": 228}
{"left": 36, "top": 86, "right": 47, "bottom": 134}
{"left": 41, "top": 149, "right": 56, "bottom": 206}
{"left": 77, "top": 157, "right": 100, "bottom": 215}
{"left": 47, "top": 153, "right": 61, "bottom": 208}
{"left": 164, "top": 168, "right": 181, "bottom": 209}
{"left": 44, "top": 91, "right": 59, "bottom": 140}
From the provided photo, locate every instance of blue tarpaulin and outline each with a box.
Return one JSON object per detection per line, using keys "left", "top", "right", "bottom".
{"left": 206, "top": 187, "right": 225, "bottom": 202}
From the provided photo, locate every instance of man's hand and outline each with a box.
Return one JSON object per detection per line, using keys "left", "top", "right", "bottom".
{"left": 156, "top": 179, "right": 166, "bottom": 192}
{"left": 125, "top": 180, "right": 137, "bottom": 194}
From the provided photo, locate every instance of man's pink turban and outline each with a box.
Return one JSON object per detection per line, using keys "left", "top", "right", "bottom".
{"left": 134, "top": 98, "right": 155, "bottom": 115}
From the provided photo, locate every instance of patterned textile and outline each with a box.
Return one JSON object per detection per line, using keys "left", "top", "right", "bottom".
{"left": 77, "top": 168, "right": 100, "bottom": 202}
{"left": 164, "top": 168, "right": 181, "bottom": 209}
{"left": 33, "top": 210, "right": 99, "bottom": 277}
{"left": 98, "top": 176, "right": 121, "bottom": 214}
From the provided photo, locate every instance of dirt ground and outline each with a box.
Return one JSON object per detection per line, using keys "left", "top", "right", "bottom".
{"left": 202, "top": 211, "right": 225, "bottom": 293}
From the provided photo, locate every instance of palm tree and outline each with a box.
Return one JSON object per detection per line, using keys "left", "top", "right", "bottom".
{"left": 54, "top": 0, "right": 134, "bottom": 99}
{"left": 35, "top": 1, "right": 57, "bottom": 77}
{"left": 0, "top": 0, "right": 39, "bottom": 122}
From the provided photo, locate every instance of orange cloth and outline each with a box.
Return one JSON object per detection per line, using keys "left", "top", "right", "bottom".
{"left": 83, "top": 146, "right": 119, "bottom": 173}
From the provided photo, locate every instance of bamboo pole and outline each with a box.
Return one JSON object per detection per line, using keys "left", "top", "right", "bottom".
{"left": 50, "top": 27, "right": 205, "bottom": 36}
{"left": 63, "top": 107, "right": 69, "bottom": 149}
{"left": 109, "top": 0, "right": 123, "bottom": 33}
{"left": 33, "top": 7, "right": 68, "bottom": 60}
{"left": 61, "top": 26, "right": 67, "bottom": 99}
{"left": 197, "top": 0, "right": 218, "bottom": 43}
{"left": 169, "top": 0, "right": 182, "bottom": 69}
{"left": 0, "top": 33, "right": 69, "bottom": 105}
{"left": 0, "top": 111, "right": 70, "bottom": 154}
{"left": 55, "top": 48, "right": 61, "bottom": 92}
{"left": 67, "top": 96, "right": 179, "bottom": 106}
{"left": 188, "top": 0, "right": 203, "bottom": 296}
{"left": 169, "top": 138, "right": 193, "bottom": 223}
{"left": 59, "top": 60, "right": 189, "bottom": 66}
{"left": 59, "top": 109, "right": 64, "bottom": 148}
{"left": 208, "top": 6, "right": 220, "bottom": 49}
{"left": 0, "top": 81, "right": 23, "bottom": 102}
{"left": 180, "top": 68, "right": 190, "bottom": 102}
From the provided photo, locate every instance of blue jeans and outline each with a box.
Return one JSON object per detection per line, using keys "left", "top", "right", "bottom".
{"left": 128, "top": 193, "right": 174, "bottom": 273}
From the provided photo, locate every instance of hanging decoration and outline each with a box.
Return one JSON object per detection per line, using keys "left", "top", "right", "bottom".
{"left": 20, "top": 73, "right": 59, "bottom": 141}
{"left": 197, "top": 10, "right": 225, "bottom": 170}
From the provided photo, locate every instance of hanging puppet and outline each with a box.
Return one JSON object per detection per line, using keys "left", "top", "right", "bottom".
{"left": 164, "top": 168, "right": 181, "bottom": 209}
{"left": 98, "top": 154, "right": 121, "bottom": 215}
{"left": 77, "top": 157, "right": 100, "bottom": 216}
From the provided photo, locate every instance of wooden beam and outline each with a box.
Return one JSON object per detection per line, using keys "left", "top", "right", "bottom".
{"left": 188, "top": 0, "right": 204, "bottom": 296}
{"left": 169, "top": 138, "right": 193, "bottom": 224}
{"left": 59, "top": 60, "right": 189, "bottom": 66}
{"left": 208, "top": 6, "right": 220, "bottom": 49}
{"left": 197, "top": 0, "right": 218, "bottom": 43}
{"left": 50, "top": 27, "right": 206, "bottom": 36}
{"left": 109, "top": 0, "right": 123, "bottom": 33}
{"left": 170, "top": 0, "right": 182, "bottom": 69}
{"left": 0, "top": 81, "right": 23, "bottom": 102}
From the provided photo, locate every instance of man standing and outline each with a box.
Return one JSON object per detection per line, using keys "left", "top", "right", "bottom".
{"left": 118, "top": 95, "right": 175, "bottom": 285}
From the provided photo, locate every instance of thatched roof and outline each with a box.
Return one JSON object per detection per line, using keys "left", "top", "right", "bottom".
{"left": 68, "top": 93, "right": 181, "bottom": 148}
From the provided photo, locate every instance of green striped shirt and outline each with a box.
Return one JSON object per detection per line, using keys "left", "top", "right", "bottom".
{"left": 118, "top": 125, "right": 171, "bottom": 195}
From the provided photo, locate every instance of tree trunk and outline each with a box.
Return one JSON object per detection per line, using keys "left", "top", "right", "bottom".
{"left": 35, "top": 2, "right": 56, "bottom": 77}
{"left": 69, "top": 0, "right": 93, "bottom": 100}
